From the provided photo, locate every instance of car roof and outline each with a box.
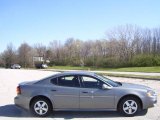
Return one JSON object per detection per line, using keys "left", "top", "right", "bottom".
{"left": 38, "top": 71, "right": 97, "bottom": 83}
{"left": 55, "top": 71, "right": 96, "bottom": 77}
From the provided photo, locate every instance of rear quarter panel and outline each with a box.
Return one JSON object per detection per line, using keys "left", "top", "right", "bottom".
{"left": 19, "top": 83, "right": 53, "bottom": 109}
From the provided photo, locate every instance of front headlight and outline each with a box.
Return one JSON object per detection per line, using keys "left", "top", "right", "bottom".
{"left": 147, "top": 90, "right": 156, "bottom": 97}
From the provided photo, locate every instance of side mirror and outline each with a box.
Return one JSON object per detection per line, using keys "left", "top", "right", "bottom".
{"left": 102, "top": 84, "right": 112, "bottom": 90}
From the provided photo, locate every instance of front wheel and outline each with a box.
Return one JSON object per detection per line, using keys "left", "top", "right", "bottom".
{"left": 118, "top": 97, "right": 140, "bottom": 117}
{"left": 140, "top": 109, "right": 148, "bottom": 115}
{"left": 30, "top": 98, "right": 52, "bottom": 117}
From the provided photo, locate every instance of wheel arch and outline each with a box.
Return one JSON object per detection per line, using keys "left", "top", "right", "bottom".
{"left": 29, "top": 95, "right": 53, "bottom": 110}
{"left": 117, "top": 94, "right": 143, "bottom": 111}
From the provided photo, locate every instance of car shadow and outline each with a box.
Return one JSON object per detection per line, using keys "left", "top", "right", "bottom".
{"left": 0, "top": 104, "right": 31, "bottom": 117}
{"left": 0, "top": 104, "right": 146, "bottom": 119}
{"left": 52, "top": 111, "right": 121, "bottom": 119}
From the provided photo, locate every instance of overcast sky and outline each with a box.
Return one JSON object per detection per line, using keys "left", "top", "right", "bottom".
{"left": 0, "top": 0, "right": 160, "bottom": 52}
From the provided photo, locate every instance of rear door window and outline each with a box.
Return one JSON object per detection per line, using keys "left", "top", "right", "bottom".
{"left": 51, "top": 75, "right": 80, "bottom": 87}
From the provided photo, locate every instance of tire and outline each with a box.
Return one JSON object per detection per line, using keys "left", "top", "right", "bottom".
{"left": 140, "top": 109, "right": 148, "bottom": 115}
{"left": 30, "top": 98, "right": 52, "bottom": 117}
{"left": 118, "top": 97, "right": 141, "bottom": 117}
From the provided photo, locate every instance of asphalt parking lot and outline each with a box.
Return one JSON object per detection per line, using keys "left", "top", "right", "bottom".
{"left": 0, "top": 69, "right": 159, "bottom": 120}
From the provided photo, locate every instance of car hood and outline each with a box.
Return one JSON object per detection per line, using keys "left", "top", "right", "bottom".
{"left": 121, "top": 82, "right": 152, "bottom": 91}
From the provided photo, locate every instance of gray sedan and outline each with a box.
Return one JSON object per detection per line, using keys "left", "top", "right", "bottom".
{"left": 14, "top": 72, "right": 157, "bottom": 117}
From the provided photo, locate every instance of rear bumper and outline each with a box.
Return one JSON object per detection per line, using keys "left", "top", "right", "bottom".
{"left": 14, "top": 95, "right": 30, "bottom": 110}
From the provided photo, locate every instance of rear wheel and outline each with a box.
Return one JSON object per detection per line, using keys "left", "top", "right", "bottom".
{"left": 30, "top": 98, "right": 52, "bottom": 117}
{"left": 118, "top": 97, "right": 140, "bottom": 117}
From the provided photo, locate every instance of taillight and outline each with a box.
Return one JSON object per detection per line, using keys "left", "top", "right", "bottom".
{"left": 16, "top": 86, "right": 21, "bottom": 95}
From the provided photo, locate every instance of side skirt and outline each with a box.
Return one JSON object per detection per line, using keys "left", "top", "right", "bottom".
{"left": 53, "top": 108, "right": 117, "bottom": 111}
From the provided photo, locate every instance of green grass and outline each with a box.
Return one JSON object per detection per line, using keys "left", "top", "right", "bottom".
{"left": 48, "top": 66, "right": 160, "bottom": 73}
{"left": 46, "top": 66, "right": 160, "bottom": 80}
{"left": 48, "top": 66, "right": 91, "bottom": 70}
{"left": 109, "top": 66, "right": 160, "bottom": 73}
{"left": 101, "top": 73, "right": 160, "bottom": 80}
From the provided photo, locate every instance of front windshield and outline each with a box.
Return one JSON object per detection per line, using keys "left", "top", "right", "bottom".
{"left": 95, "top": 74, "right": 121, "bottom": 87}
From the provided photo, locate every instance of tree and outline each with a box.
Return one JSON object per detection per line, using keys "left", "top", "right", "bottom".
{"left": 1, "top": 43, "right": 17, "bottom": 68}
{"left": 48, "top": 40, "right": 63, "bottom": 65}
{"left": 34, "top": 43, "right": 46, "bottom": 57}
{"left": 1, "top": 25, "right": 160, "bottom": 68}
{"left": 0, "top": 53, "right": 5, "bottom": 67}
{"left": 18, "top": 42, "right": 32, "bottom": 68}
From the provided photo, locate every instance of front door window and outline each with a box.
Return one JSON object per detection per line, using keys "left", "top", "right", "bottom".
{"left": 81, "top": 76, "right": 102, "bottom": 88}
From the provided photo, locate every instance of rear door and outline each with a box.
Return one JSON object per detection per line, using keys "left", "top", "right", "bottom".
{"left": 50, "top": 75, "right": 80, "bottom": 109}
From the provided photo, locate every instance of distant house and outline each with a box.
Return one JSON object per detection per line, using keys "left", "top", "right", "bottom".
{"left": 33, "top": 56, "right": 44, "bottom": 62}
{"left": 32, "top": 56, "right": 50, "bottom": 68}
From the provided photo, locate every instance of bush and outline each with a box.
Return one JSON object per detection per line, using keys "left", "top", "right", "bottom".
{"left": 48, "top": 54, "right": 160, "bottom": 68}
{"left": 85, "top": 58, "right": 94, "bottom": 67}
{"left": 154, "top": 55, "right": 160, "bottom": 66}
{"left": 102, "top": 57, "right": 120, "bottom": 68}
{"left": 131, "top": 54, "right": 154, "bottom": 67}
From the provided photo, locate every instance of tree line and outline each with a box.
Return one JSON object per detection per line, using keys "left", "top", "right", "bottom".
{"left": 1, "top": 25, "right": 160, "bottom": 68}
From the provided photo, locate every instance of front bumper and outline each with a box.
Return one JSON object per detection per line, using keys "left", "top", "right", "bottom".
{"left": 143, "top": 95, "right": 157, "bottom": 109}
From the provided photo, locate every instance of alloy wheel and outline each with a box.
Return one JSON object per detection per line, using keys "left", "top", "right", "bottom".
{"left": 34, "top": 100, "right": 48, "bottom": 115}
{"left": 123, "top": 100, "right": 138, "bottom": 115}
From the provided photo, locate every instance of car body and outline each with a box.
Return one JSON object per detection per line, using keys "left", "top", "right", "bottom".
{"left": 41, "top": 64, "right": 48, "bottom": 68}
{"left": 35, "top": 63, "right": 48, "bottom": 69}
{"left": 14, "top": 71, "right": 157, "bottom": 117}
{"left": 11, "top": 64, "right": 21, "bottom": 69}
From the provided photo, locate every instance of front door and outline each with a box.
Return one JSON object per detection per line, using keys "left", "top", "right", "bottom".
{"left": 79, "top": 75, "right": 115, "bottom": 109}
